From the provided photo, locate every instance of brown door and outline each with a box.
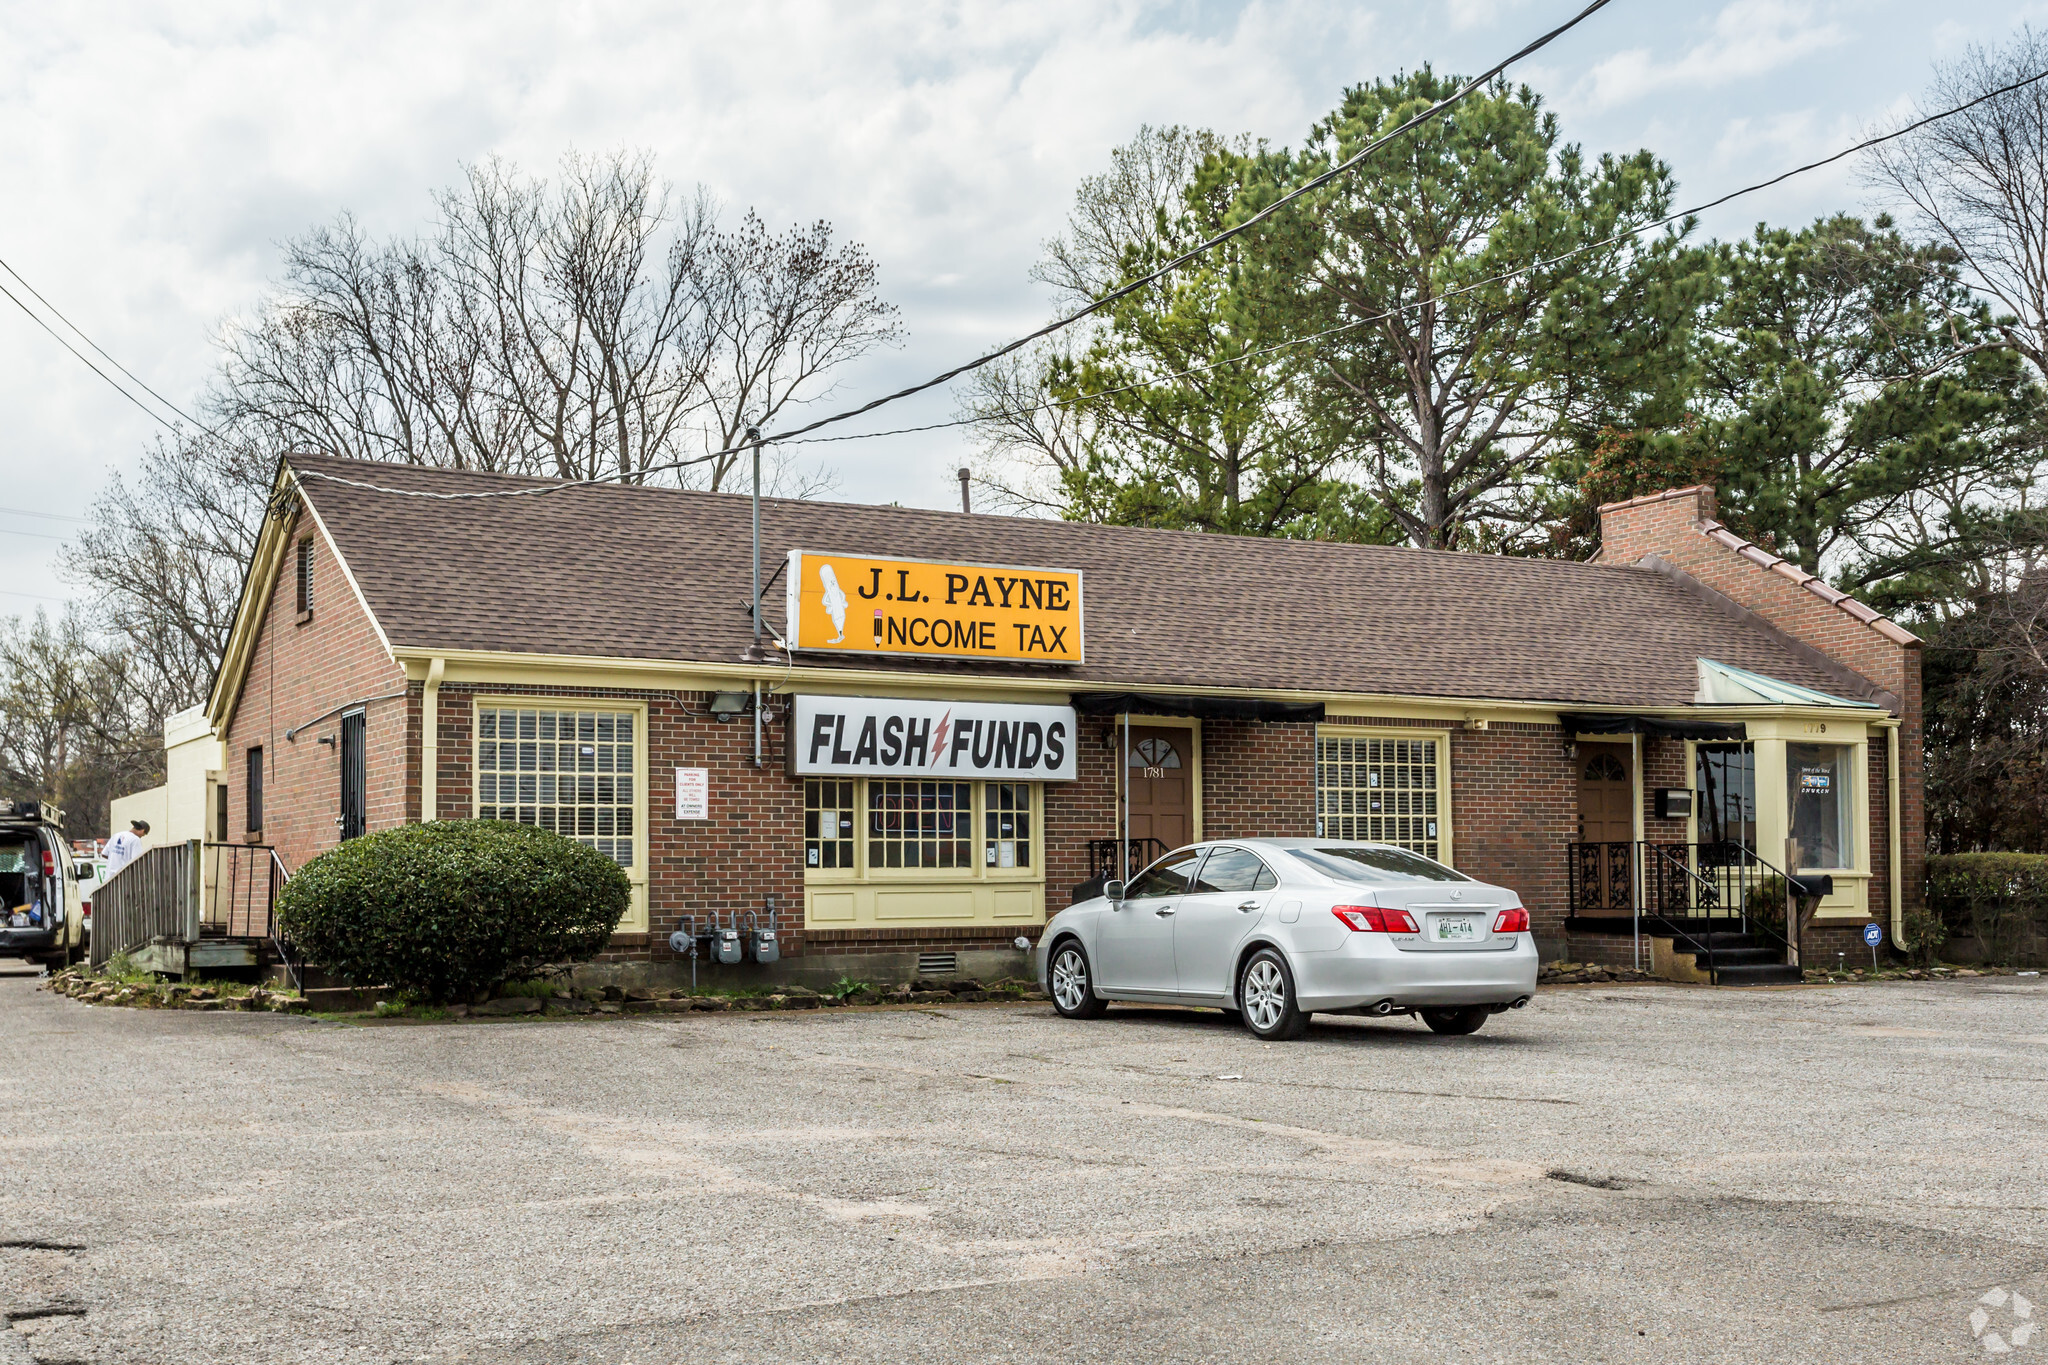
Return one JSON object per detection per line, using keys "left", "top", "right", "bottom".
{"left": 1575, "top": 743, "right": 1635, "bottom": 912}
{"left": 1126, "top": 726, "right": 1194, "bottom": 854}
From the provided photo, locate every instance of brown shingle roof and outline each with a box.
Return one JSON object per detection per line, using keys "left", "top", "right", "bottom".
{"left": 288, "top": 453, "right": 1869, "bottom": 709}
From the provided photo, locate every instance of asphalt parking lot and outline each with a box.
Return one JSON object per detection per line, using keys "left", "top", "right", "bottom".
{"left": 3, "top": 965, "right": 2045, "bottom": 1364}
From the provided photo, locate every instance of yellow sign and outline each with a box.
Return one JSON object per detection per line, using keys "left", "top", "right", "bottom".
{"left": 784, "top": 551, "right": 1084, "bottom": 664}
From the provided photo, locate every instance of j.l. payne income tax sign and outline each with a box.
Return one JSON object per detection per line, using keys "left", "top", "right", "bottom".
{"left": 785, "top": 551, "right": 1083, "bottom": 664}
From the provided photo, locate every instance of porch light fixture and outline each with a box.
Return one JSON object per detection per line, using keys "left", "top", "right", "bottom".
{"left": 709, "top": 691, "right": 749, "bottom": 722}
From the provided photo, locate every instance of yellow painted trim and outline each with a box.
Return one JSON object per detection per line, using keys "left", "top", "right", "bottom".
{"left": 803, "top": 779, "right": 1048, "bottom": 891}
{"left": 207, "top": 467, "right": 300, "bottom": 732}
{"left": 1312, "top": 723, "right": 1454, "bottom": 868}
{"left": 471, "top": 694, "right": 651, "bottom": 934}
{"left": 390, "top": 644, "right": 1885, "bottom": 726}
{"left": 1883, "top": 719, "right": 1903, "bottom": 949}
{"left": 422, "top": 657, "right": 445, "bottom": 821}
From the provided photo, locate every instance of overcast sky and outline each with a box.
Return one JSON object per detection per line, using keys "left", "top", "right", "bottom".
{"left": 1, "top": 0, "right": 2041, "bottom": 613}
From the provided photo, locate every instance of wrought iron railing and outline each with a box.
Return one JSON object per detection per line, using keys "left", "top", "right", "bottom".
{"left": 207, "top": 842, "right": 281, "bottom": 937}
{"left": 1086, "top": 837, "right": 1168, "bottom": 883}
{"left": 1566, "top": 839, "right": 1803, "bottom": 980}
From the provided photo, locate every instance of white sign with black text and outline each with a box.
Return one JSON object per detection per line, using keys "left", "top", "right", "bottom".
{"left": 675, "top": 767, "right": 709, "bottom": 820}
{"left": 789, "top": 696, "right": 1078, "bottom": 781}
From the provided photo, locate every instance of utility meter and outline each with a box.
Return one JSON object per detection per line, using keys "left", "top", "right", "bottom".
{"left": 751, "top": 927, "right": 779, "bottom": 965}
{"left": 712, "top": 926, "right": 744, "bottom": 965}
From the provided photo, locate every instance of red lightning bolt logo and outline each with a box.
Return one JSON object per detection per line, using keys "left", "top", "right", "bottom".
{"left": 930, "top": 710, "right": 953, "bottom": 768}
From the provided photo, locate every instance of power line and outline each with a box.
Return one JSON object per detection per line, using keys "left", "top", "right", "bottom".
{"left": 295, "top": 0, "right": 1620, "bottom": 503}
{"left": 297, "top": 53, "right": 2048, "bottom": 504}
{"left": 767, "top": 60, "right": 2048, "bottom": 454}
{"left": 0, "top": 506, "right": 90, "bottom": 525}
{"left": 753, "top": 0, "right": 1620, "bottom": 449}
{"left": 0, "top": 277, "right": 186, "bottom": 436}
{"left": 0, "top": 256, "right": 207, "bottom": 431}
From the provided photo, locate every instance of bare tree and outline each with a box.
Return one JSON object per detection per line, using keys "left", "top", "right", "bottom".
{"left": 1866, "top": 27, "right": 2048, "bottom": 380}
{"left": 692, "top": 212, "right": 902, "bottom": 490}
{"left": 0, "top": 609, "right": 160, "bottom": 837}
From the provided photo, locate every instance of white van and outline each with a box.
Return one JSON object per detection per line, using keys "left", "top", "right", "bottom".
{"left": 0, "top": 802, "right": 85, "bottom": 968}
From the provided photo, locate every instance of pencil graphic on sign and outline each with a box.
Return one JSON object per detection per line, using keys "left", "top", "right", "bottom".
{"left": 872, "top": 607, "right": 883, "bottom": 647}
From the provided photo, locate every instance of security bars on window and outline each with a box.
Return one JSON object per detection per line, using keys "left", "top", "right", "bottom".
{"left": 1315, "top": 736, "right": 1441, "bottom": 859}
{"left": 476, "top": 708, "right": 636, "bottom": 866}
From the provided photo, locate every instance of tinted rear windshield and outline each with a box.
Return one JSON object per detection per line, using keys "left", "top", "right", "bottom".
{"left": 1290, "top": 846, "right": 1469, "bottom": 884}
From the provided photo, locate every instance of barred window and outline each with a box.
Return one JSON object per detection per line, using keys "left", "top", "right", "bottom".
{"left": 868, "top": 780, "right": 972, "bottom": 869}
{"left": 805, "top": 780, "right": 856, "bottom": 869}
{"left": 1316, "top": 735, "right": 1442, "bottom": 860}
{"left": 476, "top": 707, "right": 637, "bottom": 867}
{"left": 984, "top": 782, "right": 1032, "bottom": 869}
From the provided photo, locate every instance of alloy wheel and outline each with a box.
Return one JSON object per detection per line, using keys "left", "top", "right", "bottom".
{"left": 1242, "top": 958, "right": 1287, "bottom": 1032}
{"left": 1051, "top": 947, "right": 1089, "bottom": 1012}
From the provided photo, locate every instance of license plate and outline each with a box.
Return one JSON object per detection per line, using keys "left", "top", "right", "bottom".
{"left": 1434, "top": 916, "right": 1477, "bottom": 941}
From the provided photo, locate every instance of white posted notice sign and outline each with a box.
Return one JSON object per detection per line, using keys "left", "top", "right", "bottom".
{"left": 675, "top": 767, "right": 710, "bottom": 820}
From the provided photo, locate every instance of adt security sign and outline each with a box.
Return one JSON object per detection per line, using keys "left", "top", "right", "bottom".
{"left": 1862, "top": 923, "right": 1884, "bottom": 947}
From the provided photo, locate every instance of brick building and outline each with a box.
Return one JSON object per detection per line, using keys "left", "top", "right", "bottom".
{"left": 202, "top": 456, "right": 1922, "bottom": 982}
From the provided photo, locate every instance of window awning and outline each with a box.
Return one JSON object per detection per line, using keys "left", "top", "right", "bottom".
{"left": 1071, "top": 693, "right": 1326, "bottom": 723}
{"left": 1560, "top": 712, "right": 1746, "bottom": 741}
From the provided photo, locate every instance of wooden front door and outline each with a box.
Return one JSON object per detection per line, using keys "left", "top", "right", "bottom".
{"left": 1575, "top": 742, "right": 1635, "bottom": 913}
{"left": 1127, "top": 726, "right": 1194, "bottom": 852}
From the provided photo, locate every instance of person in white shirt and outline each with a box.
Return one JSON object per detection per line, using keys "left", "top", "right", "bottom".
{"left": 104, "top": 820, "right": 149, "bottom": 879}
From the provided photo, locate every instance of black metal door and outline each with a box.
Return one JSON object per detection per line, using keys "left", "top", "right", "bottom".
{"left": 340, "top": 711, "right": 366, "bottom": 840}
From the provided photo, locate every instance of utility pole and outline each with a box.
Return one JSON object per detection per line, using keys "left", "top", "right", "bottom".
{"left": 748, "top": 426, "right": 764, "bottom": 660}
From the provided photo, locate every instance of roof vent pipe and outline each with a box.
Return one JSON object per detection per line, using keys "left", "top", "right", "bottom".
{"left": 958, "top": 467, "right": 971, "bottom": 514}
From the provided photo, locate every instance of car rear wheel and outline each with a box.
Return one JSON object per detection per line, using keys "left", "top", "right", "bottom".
{"left": 1421, "top": 1007, "right": 1490, "bottom": 1035}
{"left": 1238, "top": 949, "right": 1308, "bottom": 1040}
{"left": 1048, "top": 940, "right": 1107, "bottom": 1019}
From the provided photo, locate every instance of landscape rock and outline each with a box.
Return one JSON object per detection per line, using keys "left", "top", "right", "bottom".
{"left": 474, "top": 996, "right": 544, "bottom": 1016}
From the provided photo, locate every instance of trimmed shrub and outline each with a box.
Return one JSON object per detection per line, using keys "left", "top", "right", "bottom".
{"left": 1925, "top": 852, "right": 2048, "bottom": 966}
{"left": 277, "top": 820, "right": 630, "bottom": 1002}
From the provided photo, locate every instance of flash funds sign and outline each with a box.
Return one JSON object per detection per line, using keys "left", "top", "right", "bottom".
{"left": 785, "top": 551, "right": 1083, "bottom": 663}
{"left": 789, "top": 696, "right": 1078, "bottom": 781}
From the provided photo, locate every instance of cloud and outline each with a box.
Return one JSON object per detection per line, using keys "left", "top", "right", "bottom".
{"left": 1566, "top": 0, "right": 1846, "bottom": 112}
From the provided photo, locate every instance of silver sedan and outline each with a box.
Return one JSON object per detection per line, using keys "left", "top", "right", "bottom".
{"left": 1037, "top": 839, "right": 1539, "bottom": 1040}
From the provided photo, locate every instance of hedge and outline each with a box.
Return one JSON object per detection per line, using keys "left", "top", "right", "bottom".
{"left": 1925, "top": 852, "right": 2048, "bottom": 965}
{"left": 276, "top": 820, "right": 630, "bottom": 1003}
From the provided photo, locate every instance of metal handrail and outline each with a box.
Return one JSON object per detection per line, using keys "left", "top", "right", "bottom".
{"left": 268, "top": 848, "right": 298, "bottom": 993}
{"left": 1569, "top": 839, "right": 1805, "bottom": 983}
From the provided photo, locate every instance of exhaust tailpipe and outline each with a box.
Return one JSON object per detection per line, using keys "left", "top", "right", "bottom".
{"left": 1368, "top": 999, "right": 1398, "bottom": 1016}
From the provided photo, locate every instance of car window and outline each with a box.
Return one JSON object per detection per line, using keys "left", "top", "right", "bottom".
{"left": 1125, "top": 850, "right": 1203, "bottom": 899}
{"left": 1290, "top": 845, "right": 1469, "bottom": 884}
{"left": 1192, "top": 848, "right": 1274, "bottom": 893}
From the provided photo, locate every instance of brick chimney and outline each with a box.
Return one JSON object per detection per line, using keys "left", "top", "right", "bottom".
{"left": 1595, "top": 485, "right": 1717, "bottom": 566}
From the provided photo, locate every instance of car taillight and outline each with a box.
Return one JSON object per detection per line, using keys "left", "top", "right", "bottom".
{"left": 40, "top": 849, "right": 55, "bottom": 877}
{"left": 1332, "top": 906, "right": 1421, "bottom": 934}
{"left": 1493, "top": 908, "right": 1529, "bottom": 934}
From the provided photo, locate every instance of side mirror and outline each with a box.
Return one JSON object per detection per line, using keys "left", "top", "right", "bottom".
{"left": 1103, "top": 880, "right": 1125, "bottom": 903}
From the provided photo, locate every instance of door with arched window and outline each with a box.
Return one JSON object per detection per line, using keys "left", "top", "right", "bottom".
{"left": 1127, "top": 727, "right": 1193, "bottom": 851}
{"left": 1574, "top": 742, "right": 1635, "bottom": 913}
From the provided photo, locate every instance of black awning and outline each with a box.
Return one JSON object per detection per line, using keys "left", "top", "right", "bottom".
{"left": 1071, "top": 693, "right": 1325, "bottom": 723}
{"left": 1560, "top": 712, "right": 1746, "bottom": 741}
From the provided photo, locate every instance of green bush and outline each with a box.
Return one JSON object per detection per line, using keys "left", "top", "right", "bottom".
{"left": 277, "top": 821, "right": 630, "bottom": 1003}
{"left": 1925, "top": 852, "right": 2048, "bottom": 966}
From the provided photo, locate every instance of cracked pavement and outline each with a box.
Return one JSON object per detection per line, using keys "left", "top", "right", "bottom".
{"left": 2, "top": 964, "right": 2044, "bottom": 1362}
